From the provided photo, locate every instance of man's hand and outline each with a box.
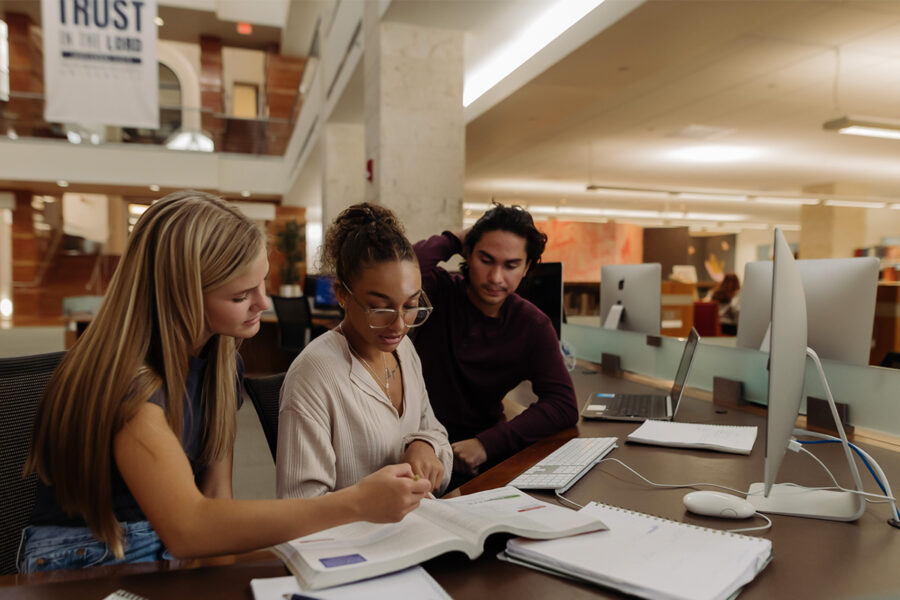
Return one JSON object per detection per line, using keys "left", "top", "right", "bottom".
{"left": 401, "top": 440, "right": 445, "bottom": 492}
{"left": 451, "top": 438, "right": 487, "bottom": 475}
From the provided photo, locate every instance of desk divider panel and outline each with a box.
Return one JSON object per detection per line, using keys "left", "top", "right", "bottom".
{"left": 562, "top": 324, "right": 900, "bottom": 437}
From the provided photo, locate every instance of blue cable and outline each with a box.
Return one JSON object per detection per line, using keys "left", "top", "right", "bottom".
{"left": 796, "top": 439, "right": 900, "bottom": 520}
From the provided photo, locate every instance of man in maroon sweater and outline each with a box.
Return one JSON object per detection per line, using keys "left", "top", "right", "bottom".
{"left": 412, "top": 204, "right": 578, "bottom": 484}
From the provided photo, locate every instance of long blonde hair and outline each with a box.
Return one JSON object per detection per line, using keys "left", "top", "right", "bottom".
{"left": 26, "top": 191, "right": 265, "bottom": 557}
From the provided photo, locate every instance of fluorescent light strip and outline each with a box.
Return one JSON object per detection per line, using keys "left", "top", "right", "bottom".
{"left": 837, "top": 126, "right": 900, "bottom": 140}
{"left": 823, "top": 199, "right": 887, "bottom": 209}
{"left": 678, "top": 192, "right": 748, "bottom": 202}
{"left": 463, "top": 0, "right": 604, "bottom": 107}
{"left": 753, "top": 196, "right": 820, "bottom": 206}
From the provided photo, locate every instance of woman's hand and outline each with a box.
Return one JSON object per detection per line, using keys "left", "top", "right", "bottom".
{"left": 347, "top": 464, "right": 431, "bottom": 523}
{"left": 402, "top": 440, "right": 445, "bottom": 492}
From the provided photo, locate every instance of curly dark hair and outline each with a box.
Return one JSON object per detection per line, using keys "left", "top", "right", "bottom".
{"left": 320, "top": 202, "right": 416, "bottom": 284}
{"left": 461, "top": 203, "right": 548, "bottom": 279}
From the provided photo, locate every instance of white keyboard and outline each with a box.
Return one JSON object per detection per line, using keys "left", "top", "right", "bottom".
{"left": 508, "top": 437, "right": 618, "bottom": 493}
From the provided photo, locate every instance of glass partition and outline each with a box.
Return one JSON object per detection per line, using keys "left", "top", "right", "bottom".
{"left": 562, "top": 323, "right": 900, "bottom": 437}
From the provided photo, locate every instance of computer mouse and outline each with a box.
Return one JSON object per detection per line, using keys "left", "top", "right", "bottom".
{"left": 683, "top": 491, "right": 756, "bottom": 519}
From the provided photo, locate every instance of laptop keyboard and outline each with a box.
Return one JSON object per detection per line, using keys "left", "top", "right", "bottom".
{"left": 612, "top": 394, "right": 657, "bottom": 415}
{"left": 508, "top": 437, "right": 617, "bottom": 493}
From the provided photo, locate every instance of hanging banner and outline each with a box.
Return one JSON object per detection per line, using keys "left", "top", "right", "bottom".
{"left": 41, "top": 0, "right": 158, "bottom": 128}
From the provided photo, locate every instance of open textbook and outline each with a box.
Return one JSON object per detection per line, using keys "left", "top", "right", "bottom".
{"left": 270, "top": 486, "right": 607, "bottom": 590}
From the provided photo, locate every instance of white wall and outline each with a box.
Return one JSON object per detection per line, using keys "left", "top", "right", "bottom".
{"left": 735, "top": 229, "right": 800, "bottom": 282}
{"left": 865, "top": 208, "right": 900, "bottom": 247}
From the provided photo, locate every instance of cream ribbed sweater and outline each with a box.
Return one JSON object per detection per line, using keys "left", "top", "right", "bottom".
{"left": 275, "top": 329, "right": 453, "bottom": 498}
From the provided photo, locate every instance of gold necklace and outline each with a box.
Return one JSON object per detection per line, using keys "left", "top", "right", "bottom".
{"left": 340, "top": 324, "right": 391, "bottom": 394}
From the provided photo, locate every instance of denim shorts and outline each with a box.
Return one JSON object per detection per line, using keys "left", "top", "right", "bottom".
{"left": 17, "top": 521, "right": 173, "bottom": 574}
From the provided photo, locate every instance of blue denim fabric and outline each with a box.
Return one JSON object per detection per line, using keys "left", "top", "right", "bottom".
{"left": 17, "top": 521, "right": 173, "bottom": 573}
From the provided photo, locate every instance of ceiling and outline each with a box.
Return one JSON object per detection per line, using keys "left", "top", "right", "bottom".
{"left": 460, "top": 0, "right": 900, "bottom": 232}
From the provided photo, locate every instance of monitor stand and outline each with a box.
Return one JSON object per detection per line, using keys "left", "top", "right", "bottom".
{"left": 747, "top": 347, "right": 866, "bottom": 522}
{"left": 603, "top": 304, "right": 624, "bottom": 330}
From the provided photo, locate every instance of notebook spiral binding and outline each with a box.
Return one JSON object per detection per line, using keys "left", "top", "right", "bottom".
{"left": 593, "top": 502, "right": 766, "bottom": 541}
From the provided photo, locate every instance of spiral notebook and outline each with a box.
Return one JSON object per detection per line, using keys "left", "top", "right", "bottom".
{"left": 625, "top": 420, "right": 758, "bottom": 455}
{"left": 504, "top": 502, "right": 772, "bottom": 600}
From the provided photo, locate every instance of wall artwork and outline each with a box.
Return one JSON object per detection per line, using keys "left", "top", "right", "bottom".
{"left": 689, "top": 234, "right": 736, "bottom": 283}
{"left": 539, "top": 221, "right": 643, "bottom": 282}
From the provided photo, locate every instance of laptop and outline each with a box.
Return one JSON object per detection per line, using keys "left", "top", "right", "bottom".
{"left": 581, "top": 328, "right": 700, "bottom": 422}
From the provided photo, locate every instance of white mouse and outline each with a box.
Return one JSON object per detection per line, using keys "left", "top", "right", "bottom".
{"left": 683, "top": 491, "right": 756, "bottom": 519}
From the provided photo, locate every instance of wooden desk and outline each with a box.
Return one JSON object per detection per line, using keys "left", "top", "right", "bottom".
{"left": 4, "top": 366, "right": 899, "bottom": 598}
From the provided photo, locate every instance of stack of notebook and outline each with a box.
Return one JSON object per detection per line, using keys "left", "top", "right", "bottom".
{"left": 502, "top": 502, "right": 772, "bottom": 600}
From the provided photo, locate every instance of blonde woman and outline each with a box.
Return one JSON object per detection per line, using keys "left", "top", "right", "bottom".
{"left": 20, "top": 191, "right": 430, "bottom": 573}
{"left": 276, "top": 203, "right": 453, "bottom": 498}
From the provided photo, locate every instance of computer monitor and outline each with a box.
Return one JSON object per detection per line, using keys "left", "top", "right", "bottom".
{"left": 303, "top": 273, "right": 341, "bottom": 312}
{"left": 600, "top": 263, "right": 661, "bottom": 336}
{"left": 737, "top": 256, "right": 879, "bottom": 365}
{"left": 516, "top": 262, "right": 563, "bottom": 339}
{"left": 746, "top": 228, "right": 864, "bottom": 521}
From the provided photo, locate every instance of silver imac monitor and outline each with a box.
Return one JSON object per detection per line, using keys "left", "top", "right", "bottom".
{"left": 747, "top": 229, "right": 865, "bottom": 521}
{"left": 737, "top": 256, "right": 879, "bottom": 365}
{"left": 600, "top": 263, "right": 661, "bottom": 336}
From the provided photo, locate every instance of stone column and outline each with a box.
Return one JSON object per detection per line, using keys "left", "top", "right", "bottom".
{"left": 800, "top": 183, "right": 868, "bottom": 259}
{"left": 362, "top": 9, "right": 464, "bottom": 243}
{"left": 321, "top": 122, "right": 365, "bottom": 230}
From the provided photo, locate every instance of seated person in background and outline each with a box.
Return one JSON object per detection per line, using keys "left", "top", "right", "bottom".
{"left": 277, "top": 203, "right": 453, "bottom": 498}
{"left": 412, "top": 203, "right": 579, "bottom": 484}
{"left": 20, "top": 192, "right": 430, "bottom": 574}
{"left": 705, "top": 273, "right": 741, "bottom": 335}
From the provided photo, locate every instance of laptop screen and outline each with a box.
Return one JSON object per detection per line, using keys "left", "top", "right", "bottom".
{"left": 669, "top": 328, "right": 700, "bottom": 411}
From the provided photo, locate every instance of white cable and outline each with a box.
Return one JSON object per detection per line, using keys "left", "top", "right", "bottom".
{"left": 557, "top": 462, "right": 772, "bottom": 533}
{"left": 793, "top": 428, "right": 900, "bottom": 521}
{"left": 797, "top": 446, "right": 841, "bottom": 488}
{"left": 598, "top": 458, "right": 751, "bottom": 496}
{"left": 554, "top": 489, "right": 584, "bottom": 510}
{"left": 728, "top": 512, "right": 772, "bottom": 534}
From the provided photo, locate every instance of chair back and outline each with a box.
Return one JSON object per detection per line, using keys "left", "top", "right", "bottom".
{"left": 0, "top": 351, "right": 65, "bottom": 575}
{"left": 692, "top": 301, "right": 721, "bottom": 337}
{"left": 243, "top": 373, "right": 286, "bottom": 463}
{"left": 270, "top": 296, "right": 313, "bottom": 353}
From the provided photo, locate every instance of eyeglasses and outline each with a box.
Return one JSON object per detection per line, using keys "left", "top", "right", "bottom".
{"left": 341, "top": 282, "right": 433, "bottom": 329}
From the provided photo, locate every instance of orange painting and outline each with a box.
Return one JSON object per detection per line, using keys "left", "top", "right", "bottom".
{"left": 538, "top": 221, "right": 643, "bottom": 282}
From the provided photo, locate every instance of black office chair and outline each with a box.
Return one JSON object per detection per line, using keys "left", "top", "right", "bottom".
{"left": 880, "top": 351, "right": 900, "bottom": 369}
{"left": 270, "top": 296, "right": 328, "bottom": 353}
{"left": 243, "top": 372, "right": 286, "bottom": 463}
{"left": 0, "top": 351, "right": 66, "bottom": 575}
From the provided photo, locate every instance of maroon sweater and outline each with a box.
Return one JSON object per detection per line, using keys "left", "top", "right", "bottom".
{"left": 412, "top": 232, "right": 578, "bottom": 463}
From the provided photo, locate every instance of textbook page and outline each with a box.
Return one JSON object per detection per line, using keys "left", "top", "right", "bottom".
{"left": 272, "top": 511, "right": 463, "bottom": 589}
{"left": 271, "top": 487, "right": 606, "bottom": 590}
{"left": 424, "top": 486, "right": 606, "bottom": 546}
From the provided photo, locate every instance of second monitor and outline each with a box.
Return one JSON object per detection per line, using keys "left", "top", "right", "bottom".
{"left": 600, "top": 263, "right": 662, "bottom": 336}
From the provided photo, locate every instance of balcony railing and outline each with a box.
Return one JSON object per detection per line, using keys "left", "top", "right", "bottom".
{"left": 0, "top": 91, "right": 296, "bottom": 156}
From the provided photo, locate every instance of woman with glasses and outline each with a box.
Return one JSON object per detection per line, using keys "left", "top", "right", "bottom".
{"left": 276, "top": 203, "right": 452, "bottom": 498}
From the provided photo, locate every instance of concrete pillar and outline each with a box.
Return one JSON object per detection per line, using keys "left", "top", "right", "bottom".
{"left": 800, "top": 183, "right": 868, "bottom": 259}
{"left": 321, "top": 122, "right": 365, "bottom": 230}
{"left": 362, "top": 8, "right": 464, "bottom": 243}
